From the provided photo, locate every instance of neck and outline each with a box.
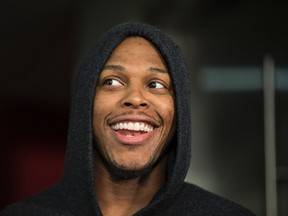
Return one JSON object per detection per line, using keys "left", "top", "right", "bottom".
{"left": 94, "top": 158, "right": 167, "bottom": 216}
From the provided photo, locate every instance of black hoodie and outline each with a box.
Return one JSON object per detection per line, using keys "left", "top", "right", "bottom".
{"left": 1, "top": 22, "right": 255, "bottom": 216}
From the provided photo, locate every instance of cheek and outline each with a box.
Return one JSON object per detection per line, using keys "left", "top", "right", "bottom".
{"left": 92, "top": 96, "right": 112, "bottom": 147}
{"left": 158, "top": 97, "right": 175, "bottom": 125}
{"left": 93, "top": 92, "right": 110, "bottom": 117}
{"left": 92, "top": 93, "right": 110, "bottom": 131}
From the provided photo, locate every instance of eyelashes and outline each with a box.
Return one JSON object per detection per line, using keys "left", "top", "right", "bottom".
{"left": 148, "top": 81, "right": 166, "bottom": 89}
{"left": 103, "top": 78, "right": 123, "bottom": 87}
{"left": 103, "top": 78, "right": 167, "bottom": 90}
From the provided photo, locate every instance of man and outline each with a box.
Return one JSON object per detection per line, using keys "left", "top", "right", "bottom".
{"left": 1, "top": 23, "right": 255, "bottom": 215}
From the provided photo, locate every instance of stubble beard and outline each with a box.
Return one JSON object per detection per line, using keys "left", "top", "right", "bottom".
{"left": 95, "top": 145, "right": 159, "bottom": 182}
{"left": 93, "top": 140, "right": 172, "bottom": 183}
{"left": 106, "top": 158, "right": 154, "bottom": 182}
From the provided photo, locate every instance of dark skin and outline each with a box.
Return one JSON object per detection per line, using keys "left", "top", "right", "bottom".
{"left": 94, "top": 156, "right": 167, "bottom": 216}
{"left": 92, "top": 37, "right": 175, "bottom": 216}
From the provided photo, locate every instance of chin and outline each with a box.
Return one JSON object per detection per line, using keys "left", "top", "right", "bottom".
{"left": 107, "top": 159, "right": 154, "bottom": 181}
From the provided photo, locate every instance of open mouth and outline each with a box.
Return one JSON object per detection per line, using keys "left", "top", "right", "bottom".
{"left": 111, "top": 122, "right": 154, "bottom": 137}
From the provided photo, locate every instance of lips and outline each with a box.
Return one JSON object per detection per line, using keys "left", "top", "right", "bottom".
{"left": 109, "top": 116, "right": 159, "bottom": 144}
{"left": 111, "top": 122, "right": 154, "bottom": 132}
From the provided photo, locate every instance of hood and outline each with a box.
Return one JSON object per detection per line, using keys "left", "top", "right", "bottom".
{"left": 61, "top": 22, "right": 191, "bottom": 215}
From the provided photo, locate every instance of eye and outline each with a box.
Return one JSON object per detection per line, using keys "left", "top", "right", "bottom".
{"left": 103, "top": 78, "right": 122, "bottom": 86}
{"left": 148, "top": 81, "right": 166, "bottom": 89}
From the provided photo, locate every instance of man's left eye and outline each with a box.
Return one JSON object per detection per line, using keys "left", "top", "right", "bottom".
{"left": 148, "top": 82, "right": 165, "bottom": 89}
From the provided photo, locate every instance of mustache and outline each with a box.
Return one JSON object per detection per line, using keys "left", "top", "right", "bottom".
{"left": 109, "top": 110, "right": 161, "bottom": 125}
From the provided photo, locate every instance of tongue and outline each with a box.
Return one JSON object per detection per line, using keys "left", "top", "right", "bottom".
{"left": 117, "top": 129, "right": 143, "bottom": 136}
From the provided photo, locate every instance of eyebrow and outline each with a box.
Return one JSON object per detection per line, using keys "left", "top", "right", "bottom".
{"left": 103, "top": 64, "right": 168, "bottom": 73}
{"left": 148, "top": 67, "right": 168, "bottom": 73}
{"left": 102, "top": 65, "right": 124, "bottom": 71}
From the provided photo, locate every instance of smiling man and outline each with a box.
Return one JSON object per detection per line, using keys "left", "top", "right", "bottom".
{"left": 0, "top": 23, "right": 255, "bottom": 216}
{"left": 92, "top": 37, "right": 176, "bottom": 215}
{"left": 93, "top": 37, "right": 175, "bottom": 180}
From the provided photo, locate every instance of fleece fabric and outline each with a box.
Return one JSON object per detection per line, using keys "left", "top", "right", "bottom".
{"left": 0, "top": 22, "right": 255, "bottom": 216}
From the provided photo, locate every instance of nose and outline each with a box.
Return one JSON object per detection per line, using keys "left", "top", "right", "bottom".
{"left": 121, "top": 87, "right": 149, "bottom": 109}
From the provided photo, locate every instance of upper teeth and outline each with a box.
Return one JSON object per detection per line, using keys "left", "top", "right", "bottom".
{"left": 111, "top": 122, "right": 153, "bottom": 132}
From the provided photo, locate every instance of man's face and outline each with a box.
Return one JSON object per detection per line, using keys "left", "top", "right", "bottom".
{"left": 92, "top": 37, "right": 175, "bottom": 179}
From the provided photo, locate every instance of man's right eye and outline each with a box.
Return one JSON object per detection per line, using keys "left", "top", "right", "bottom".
{"left": 103, "top": 78, "right": 122, "bottom": 86}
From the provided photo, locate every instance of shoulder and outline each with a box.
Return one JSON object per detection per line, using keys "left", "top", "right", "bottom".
{"left": 163, "top": 182, "right": 256, "bottom": 216}
{"left": 0, "top": 201, "right": 57, "bottom": 216}
{"left": 1, "top": 199, "right": 73, "bottom": 216}
{"left": 0, "top": 185, "right": 72, "bottom": 216}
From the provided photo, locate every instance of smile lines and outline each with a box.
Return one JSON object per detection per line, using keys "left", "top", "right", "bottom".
{"left": 111, "top": 122, "right": 154, "bottom": 132}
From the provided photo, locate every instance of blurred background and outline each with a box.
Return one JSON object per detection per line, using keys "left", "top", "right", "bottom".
{"left": 1, "top": 0, "right": 287, "bottom": 215}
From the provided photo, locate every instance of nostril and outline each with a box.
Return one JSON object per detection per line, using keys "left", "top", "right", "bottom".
{"left": 123, "top": 101, "right": 148, "bottom": 108}
{"left": 124, "top": 102, "right": 132, "bottom": 107}
{"left": 140, "top": 103, "right": 148, "bottom": 107}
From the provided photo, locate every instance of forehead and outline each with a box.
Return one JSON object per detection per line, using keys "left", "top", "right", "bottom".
{"left": 113, "top": 36, "right": 158, "bottom": 52}
{"left": 105, "top": 37, "right": 167, "bottom": 67}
